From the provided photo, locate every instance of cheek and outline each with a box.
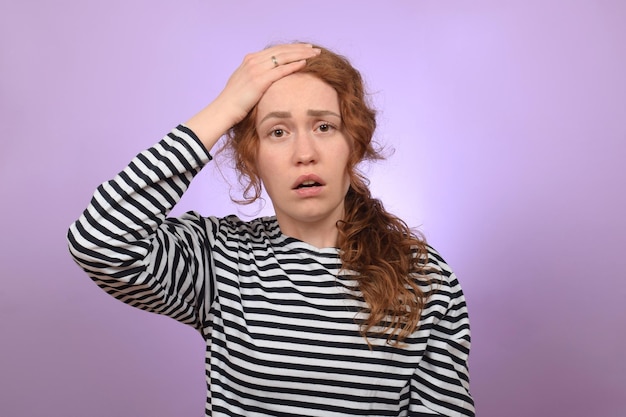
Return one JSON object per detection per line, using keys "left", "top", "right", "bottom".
{"left": 255, "top": 149, "right": 280, "bottom": 184}
{"left": 340, "top": 142, "right": 354, "bottom": 172}
{"left": 344, "top": 139, "right": 358, "bottom": 188}
{"left": 339, "top": 149, "right": 353, "bottom": 188}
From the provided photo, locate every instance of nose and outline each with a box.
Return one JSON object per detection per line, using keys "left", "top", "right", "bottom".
{"left": 292, "top": 132, "right": 319, "bottom": 165}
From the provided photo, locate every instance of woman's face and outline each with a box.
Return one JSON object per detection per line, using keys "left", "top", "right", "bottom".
{"left": 254, "top": 73, "right": 351, "bottom": 236}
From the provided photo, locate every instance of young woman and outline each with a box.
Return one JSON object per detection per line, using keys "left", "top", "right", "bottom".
{"left": 68, "top": 43, "right": 475, "bottom": 416}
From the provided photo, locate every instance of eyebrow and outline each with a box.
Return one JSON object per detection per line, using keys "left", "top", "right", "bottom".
{"left": 258, "top": 110, "right": 341, "bottom": 124}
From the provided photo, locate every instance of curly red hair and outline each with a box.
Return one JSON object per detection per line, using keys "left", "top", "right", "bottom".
{"left": 226, "top": 45, "right": 431, "bottom": 346}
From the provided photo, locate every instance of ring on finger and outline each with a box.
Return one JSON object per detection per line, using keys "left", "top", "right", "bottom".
{"left": 271, "top": 55, "right": 278, "bottom": 68}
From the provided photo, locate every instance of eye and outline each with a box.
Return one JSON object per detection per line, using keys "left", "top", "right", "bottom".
{"left": 269, "top": 128, "right": 285, "bottom": 138}
{"left": 317, "top": 122, "right": 335, "bottom": 133}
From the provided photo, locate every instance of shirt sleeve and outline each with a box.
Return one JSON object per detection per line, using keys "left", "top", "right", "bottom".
{"left": 410, "top": 251, "right": 475, "bottom": 416}
{"left": 67, "top": 125, "right": 216, "bottom": 332}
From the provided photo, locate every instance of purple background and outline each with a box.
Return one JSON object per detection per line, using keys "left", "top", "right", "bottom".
{"left": 1, "top": 1, "right": 625, "bottom": 416}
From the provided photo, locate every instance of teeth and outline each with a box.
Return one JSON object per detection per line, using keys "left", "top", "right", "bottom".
{"left": 297, "top": 180, "right": 320, "bottom": 189}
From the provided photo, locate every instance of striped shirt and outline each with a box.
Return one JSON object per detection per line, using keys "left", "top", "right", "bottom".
{"left": 67, "top": 125, "right": 474, "bottom": 416}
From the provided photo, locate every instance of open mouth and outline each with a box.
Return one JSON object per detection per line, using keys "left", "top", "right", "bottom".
{"left": 295, "top": 180, "right": 322, "bottom": 189}
{"left": 292, "top": 175, "right": 325, "bottom": 190}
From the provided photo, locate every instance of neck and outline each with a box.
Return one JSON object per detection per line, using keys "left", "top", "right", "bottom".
{"left": 276, "top": 217, "right": 340, "bottom": 249}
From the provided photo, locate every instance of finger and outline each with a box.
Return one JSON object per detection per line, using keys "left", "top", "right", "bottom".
{"left": 218, "top": 44, "right": 320, "bottom": 123}
{"left": 260, "top": 44, "right": 321, "bottom": 69}
{"left": 238, "top": 44, "right": 319, "bottom": 88}
{"left": 234, "top": 44, "right": 316, "bottom": 80}
{"left": 269, "top": 59, "right": 308, "bottom": 79}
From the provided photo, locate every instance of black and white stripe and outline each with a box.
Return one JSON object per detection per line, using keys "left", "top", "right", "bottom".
{"left": 68, "top": 125, "right": 475, "bottom": 416}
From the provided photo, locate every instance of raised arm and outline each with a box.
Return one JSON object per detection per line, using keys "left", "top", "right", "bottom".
{"left": 67, "top": 44, "right": 321, "bottom": 330}
{"left": 186, "top": 43, "right": 321, "bottom": 150}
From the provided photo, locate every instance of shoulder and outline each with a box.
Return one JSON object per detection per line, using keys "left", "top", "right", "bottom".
{"left": 410, "top": 244, "right": 455, "bottom": 281}
{"left": 424, "top": 245, "right": 455, "bottom": 279}
{"left": 415, "top": 244, "right": 467, "bottom": 307}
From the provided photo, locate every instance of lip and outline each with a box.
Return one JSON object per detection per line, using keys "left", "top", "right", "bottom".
{"left": 292, "top": 174, "right": 325, "bottom": 197}
{"left": 291, "top": 174, "right": 326, "bottom": 190}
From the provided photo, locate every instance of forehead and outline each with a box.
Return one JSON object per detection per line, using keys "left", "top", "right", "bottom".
{"left": 256, "top": 73, "right": 339, "bottom": 117}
